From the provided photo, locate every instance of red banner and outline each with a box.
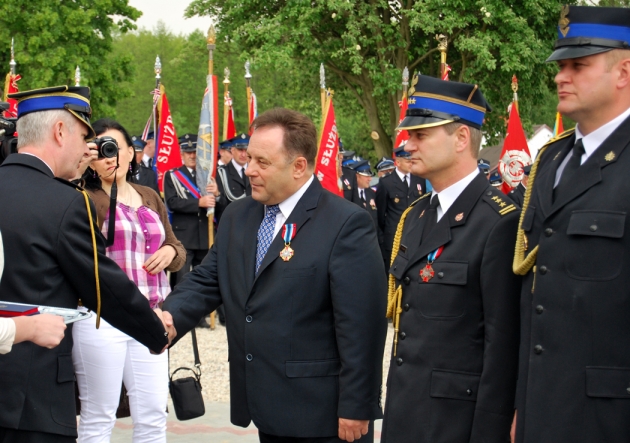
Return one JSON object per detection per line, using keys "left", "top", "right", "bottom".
{"left": 315, "top": 94, "right": 342, "bottom": 196}
{"left": 394, "top": 93, "right": 409, "bottom": 148}
{"left": 3, "top": 73, "right": 21, "bottom": 118}
{"left": 226, "top": 105, "right": 236, "bottom": 140}
{"left": 155, "top": 85, "right": 182, "bottom": 192}
{"left": 498, "top": 103, "right": 532, "bottom": 194}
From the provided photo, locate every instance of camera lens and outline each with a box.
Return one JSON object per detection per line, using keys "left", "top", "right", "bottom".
{"left": 94, "top": 136, "right": 119, "bottom": 159}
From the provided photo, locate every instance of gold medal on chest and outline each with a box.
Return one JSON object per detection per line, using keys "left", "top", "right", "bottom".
{"left": 280, "top": 244, "right": 294, "bottom": 262}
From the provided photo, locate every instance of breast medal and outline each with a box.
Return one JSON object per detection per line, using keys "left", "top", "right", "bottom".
{"left": 420, "top": 246, "right": 444, "bottom": 282}
{"left": 280, "top": 223, "right": 297, "bottom": 262}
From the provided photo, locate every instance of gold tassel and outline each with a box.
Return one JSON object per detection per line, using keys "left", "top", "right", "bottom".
{"left": 3, "top": 73, "right": 11, "bottom": 102}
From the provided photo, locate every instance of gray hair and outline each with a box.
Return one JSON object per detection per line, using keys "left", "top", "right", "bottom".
{"left": 16, "top": 110, "right": 77, "bottom": 150}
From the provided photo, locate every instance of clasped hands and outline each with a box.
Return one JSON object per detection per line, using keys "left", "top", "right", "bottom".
{"left": 152, "top": 308, "right": 177, "bottom": 354}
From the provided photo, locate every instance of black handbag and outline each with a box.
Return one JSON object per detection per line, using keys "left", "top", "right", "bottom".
{"left": 169, "top": 328, "right": 205, "bottom": 420}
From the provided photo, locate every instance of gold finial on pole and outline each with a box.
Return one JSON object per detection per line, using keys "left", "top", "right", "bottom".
{"left": 154, "top": 56, "right": 162, "bottom": 89}
{"left": 511, "top": 74, "right": 519, "bottom": 111}
{"left": 207, "top": 25, "right": 216, "bottom": 76}
{"left": 436, "top": 34, "right": 448, "bottom": 79}
{"left": 74, "top": 66, "right": 81, "bottom": 86}
{"left": 245, "top": 60, "right": 252, "bottom": 125}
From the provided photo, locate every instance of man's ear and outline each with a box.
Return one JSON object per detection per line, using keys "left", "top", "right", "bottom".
{"left": 616, "top": 57, "right": 630, "bottom": 89}
{"left": 293, "top": 156, "right": 308, "bottom": 178}
{"left": 454, "top": 124, "right": 471, "bottom": 154}
{"left": 52, "top": 120, "right": 65, "bottom": 147}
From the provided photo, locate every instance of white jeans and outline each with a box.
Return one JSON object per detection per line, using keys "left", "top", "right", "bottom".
{"left": 72, "top": 314, "right": 168, "bottom": 443}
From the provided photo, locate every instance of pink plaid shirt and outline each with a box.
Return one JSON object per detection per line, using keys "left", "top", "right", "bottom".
{"left": 102, "top": 203, "right": 170, "bottom": 308}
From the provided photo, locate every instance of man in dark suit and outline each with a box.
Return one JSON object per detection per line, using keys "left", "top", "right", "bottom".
{"left": 131, "top": 135, "right": 159, "bottom": 194}
{"left": 376, "top": 146, "right": 426, "bottom": 269}
{"left": 508, "top": 164, "right": 530, "bottom": 207}
{"left": 381, "top": 75, "right": 521, "bottom": 443}
{"left": 0, "top": 86, "right": 169, "bottom": 443}
{"left": 216, "top": 133, "right": 252, "bottom": 224}
{"left": 511, "top": 7, "right": 630, "bottom": 443}
{"left": 161, "top": 108, "right": 386, "bottom": 443}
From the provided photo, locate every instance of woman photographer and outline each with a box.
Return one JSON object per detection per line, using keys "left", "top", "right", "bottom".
{"left": 72, "top": 118, "right": 185, "bottom": 443}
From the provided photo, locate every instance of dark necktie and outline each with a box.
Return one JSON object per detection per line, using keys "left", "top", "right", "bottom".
{"left": 403, "top": 175, "right": 409, "bottom": 193}
{"left": 421, "top": 194, "right": 440, "bottom": 243}
{"left": 242, "top": 167, "right": 250, "bottom": 189}
{"left": 553, "top": 139, "right": 585, "bottom": 202}
{"left": 360, "top": 189, "right": 366, "bottom": 207}
{"left": 191, "top": 169, "right": 196, "bottom": 181}
{"left": 147, "top": 158, "right": 153, "bottom": 169}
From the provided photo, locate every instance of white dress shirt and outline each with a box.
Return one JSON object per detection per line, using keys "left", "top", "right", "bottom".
{"left": 395, "top": 168, "right": 410, "bottom": 185}
{"left": 554, "top": 106, "right": 630, "bottom": 187}
{"left": 142, "top": 154, "right": 152, "bottom": 168}
{"left": 263, "top": 175, "right": 315, "bottom": 238}
{"left": 232, "top": 159, "right": 247, "bottom": 178}
{"left": 432, "top": 169, "right": 480, "bottom": 221}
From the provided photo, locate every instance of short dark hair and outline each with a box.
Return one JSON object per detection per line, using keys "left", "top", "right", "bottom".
{"left": 250, "top": 108, "right": 317, "bottom": 167}
{"left": 83, "top": 118, "right": 137, "bottom": 190}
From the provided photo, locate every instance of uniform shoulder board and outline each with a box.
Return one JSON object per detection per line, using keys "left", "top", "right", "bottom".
{"left": 55, "top": 177, "right": 84, "bottom": 191}
{"left": 482, "top": 187, "right": 518, "bottom": 217}
{"left": 409, "top": 192, "right": 431, "bottom": 207}
{"left": 541, "top": 128, "right": 575, "bottom": 151}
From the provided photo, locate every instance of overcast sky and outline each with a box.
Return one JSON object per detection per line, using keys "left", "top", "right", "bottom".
{"left": 128, "top": 0, "right": 211, "bottom": 35}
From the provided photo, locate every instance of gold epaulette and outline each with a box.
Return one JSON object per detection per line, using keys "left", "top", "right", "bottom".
{"left": 386, "top": 191, "right": 431, "bottom": 356}
{"left": 483, "top": 188, "right": 518, "bottom": 217}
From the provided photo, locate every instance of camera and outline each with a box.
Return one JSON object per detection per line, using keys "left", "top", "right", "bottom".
{"left": 0, "top": 102, "right": 17, "bottom": 165}
{"left": 93, "top": 136, "right": 118, "bottom": 159}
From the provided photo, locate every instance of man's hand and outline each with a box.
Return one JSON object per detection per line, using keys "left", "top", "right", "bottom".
{"left": 153, "top": 308, "right": 177, "bottom": 350}
{"left": 338, "top": 418, "right": 369, "bottom": 442}
{"left": 143, "top": 245, "right": 177, "bottom": 275}
{"left": 13, "top": 314, "right": 67, "bottom": 349}
{"left": 198, "top": 195, "right": 216, "bottom": 208}
{"left": 511, "top": 410, "right": 517, "bottom": 443}
{"left": 206, "top": 180, "right": 219, "bottom": 197}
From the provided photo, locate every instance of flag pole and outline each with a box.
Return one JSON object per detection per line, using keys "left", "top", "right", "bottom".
{"left": 153, "top": 56, "right": 162, "bottom": 164}
{"left": 511, "top": 74, "right": 519, "bottom": 112}
{"left": 245, "top": 60, "right": 252, "bottom": 126}
{"left": 207, "top": 27, "right": 216, "bottom": 249}
{"left": 320, "top": 63, "right": 326, "bottom": 118}
{"left": 9, "top": 38, "right": 15, "bottom": 77}
{"left": 436, "top": 34, "right": 448, "bottom": 79}
{"left": 222, "top": 67, "right": 231, "bottom": 140}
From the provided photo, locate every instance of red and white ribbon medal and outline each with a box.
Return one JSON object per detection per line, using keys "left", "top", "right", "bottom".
{"left": 280, "top": 223, "right": 297, "bottom": 262}
{"left": 420, "top": 245, "right": 444, "bottom": 282}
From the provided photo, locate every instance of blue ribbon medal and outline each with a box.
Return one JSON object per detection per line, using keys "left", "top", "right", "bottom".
{"left": 280, "top": 224, "right": 297, "bottom": 262}
{"left": 420, "top": 245, "right": 444, "bottom": 282}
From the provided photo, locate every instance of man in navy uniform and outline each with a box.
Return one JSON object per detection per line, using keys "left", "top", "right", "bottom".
{"left": 218, "top": 139, "right": 233, "bottom": 167}
{"left": 216, "top": 133, "right": 251, "bottom": 224}
{"left": 512, "top": 6, "right": 630, "bottom": 443}
{"left": 349, "top": 160, "right": 380, "bottom": 244}
{"left": 0, "top": 86, "right": 169, "bottom": 442}
{"left": 376, "top": 145, "right": 426, "bottom": 269}
{"left": 131, "top": 135, "right": 159, "bottom": 194}
{"left": 161, "top": 108, "right": 386, "bottom": 442}
{"left": 381, "top": 75, "right": 521, "bottom": 443}
{"left": 340, "top": 149, "right": 359, "bottom": 201}
{"left": 376, "top": 157, "right": 396, "bottom": 178}
{"left": 141, "top": 131, "right": 155, "bottom": 169}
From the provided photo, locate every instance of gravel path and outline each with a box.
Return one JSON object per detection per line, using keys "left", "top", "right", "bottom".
{"left": 168, "top": 317, "right": 395, "bottom": 403}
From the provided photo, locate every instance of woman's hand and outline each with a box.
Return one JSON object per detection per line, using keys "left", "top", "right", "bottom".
{"left": 143, "top": 245, "right": 177, "bottom": 275}
{"left": 75, "top": 145, "right": 99, "bottom": 180}
{"left": 206, "top": 180, "right": 219, "bottom": 197}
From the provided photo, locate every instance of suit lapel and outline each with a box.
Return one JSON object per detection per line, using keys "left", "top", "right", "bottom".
{"left": 536, "top": 135, "right": 573, "bottom": 218}
{"left": 243, "top": 203, "right": 264, "bottom": 297}
{"left": 229, "top": 162, "right": 245, "bottom": 188}
{"left": 405, "top": 174, "right": 487, "bottom": 272}
{"left": 250, "top": 178, "right": 321, "bottom": 290}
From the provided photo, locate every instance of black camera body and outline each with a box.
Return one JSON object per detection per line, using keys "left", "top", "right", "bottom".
{"left": 0, "top": 102, "right": 18, "bottom": 165}
{"left": 93, "top": 136, "right": 118, "bottom": 159}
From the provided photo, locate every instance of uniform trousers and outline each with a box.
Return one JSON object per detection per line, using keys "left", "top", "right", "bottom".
{"left": 72, "top": 314, "right": 168, "bottom": 443}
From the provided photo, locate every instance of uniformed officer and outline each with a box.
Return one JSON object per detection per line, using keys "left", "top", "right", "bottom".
{"left": 376, "top": 157, "right": 396, "bottom": 178}
{"left": 340, "top": 149, "right": 359, "bottom": 201}
{"left": 215, "top": 133, "right": 251, "bottom": 224}
{"left": 511, "top": 6, "right": 630, "bottom": 443}
{"left": 141, "top": 131, "right": 155, "bottom": 169}
{"left": 508, "top": 164, "right": 530, "bottom": 207}
{"left": 164, "top": 134, "right": 216, "bottom": 285}
{"left": 218, "top": 138, "right": 233, "bottom": 166}
{"left": 131, "top": 135, "right": 159, "bottom": 194}
{"left": 381, "top": 75, "right": 521, "bottom": 443}
{"left": 0, "top": 86, "right": 169, "bottom": 442}
{"left": 477, "top": 158, "right": 490, "bottom": 178}
{"left": 349, "top": 160, "right": 381, "bottom": 244}
{"left": 488, "top": 170, "right": 502, "bottom": 188}
{"left": 375, "top": 145, "right": 426, "bottom": 269}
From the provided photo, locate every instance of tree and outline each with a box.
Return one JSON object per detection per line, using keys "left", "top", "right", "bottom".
{"left": 0, "top": 0, "right": 142, "bottom": 117}
{"left": 186, "top": 0, "right": 568, "bottom": 157}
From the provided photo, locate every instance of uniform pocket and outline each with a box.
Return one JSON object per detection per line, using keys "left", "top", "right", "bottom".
{"left": 585, "top": 366, "right": 630, "bottom": 399}
{"left": 430, "top": 369, "right": 481, "bottom": 402}
{"left": 565, "top": 211, "right": 625, "bottom": 281}
{"left": 285, "top": 359, "right": 341, "bottom": 378}
{"left": 417, "top": 261, "right": 468, "bottom": 318}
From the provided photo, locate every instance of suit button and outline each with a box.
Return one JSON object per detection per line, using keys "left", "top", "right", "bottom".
{"left": 590, "top": 225, "right": 598, "bottom": 232}
{"left": 403, "top": 277, "right": 410, "bottom": 285}
{"left": 403, "top": 303, "right": 410, "bottom": 311}
{"left": 534, "top": 345, "right": 543, "bottom": 355}
{"left": 246, "top": 315, "right": 252, "bottom": 323}
{"left": 399, "top": 332, "right": 406, "bottom": 340}
{"left": 396, "top": 358, "right": 403, "bottom": 366}
{"left": 437, "top": 272, "right": 444, "bottom": 279}
{"left": 539, "top": 266, "right": 548, "bottom": 275}
{"left": 535, "top": 305, "right": 544, "bottom": 314}
{"left": 486, "top": 191, "right": 492, "bottom": 196}
{"left": 246, "top": 354, "right": 253, "bottom": 361}
{"left": 466, "top": 389, "right": 473, "bottom": 396}
{"left": 627, "top": 387, "right": 630, "bottom": 395}
{"left": 544, "top": 228, "right": 553, "bottom": 237}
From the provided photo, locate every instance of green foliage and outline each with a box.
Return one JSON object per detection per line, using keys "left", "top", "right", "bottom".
{"left": 0, "top": 0, "right": 141, "bottom": 117}
{"left": 185, "top": 0, "right": 571, "bottom": 156}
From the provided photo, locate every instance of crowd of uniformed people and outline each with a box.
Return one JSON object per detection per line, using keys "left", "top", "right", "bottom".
{"left": 0, "top": 4, "right": 630, "bottom": 443}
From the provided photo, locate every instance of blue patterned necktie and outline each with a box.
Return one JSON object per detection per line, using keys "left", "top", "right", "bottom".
{"left": 255, "top": 204, "right": 281, "bottom": 273}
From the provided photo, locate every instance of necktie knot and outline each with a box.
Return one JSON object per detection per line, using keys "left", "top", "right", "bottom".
{"left": 429, "top": 194, "right": 440, "bottom": 210}
{"left": 266, "top": 204, "right": 280, "bottom": 216}
{"left": 572, "top": 139, "right": 585, "bottom": 159}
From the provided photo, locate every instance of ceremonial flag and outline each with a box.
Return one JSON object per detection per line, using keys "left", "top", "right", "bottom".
{"left": 553, "top": 112, "right": 564, "bottom": 136}
{"left": 3, "top": 73, "right": 20, "bottom": 118}
{"left": 248, "top": 91, "right": 257, "bottom": 135}
{"left": 196, "top": 75, "right": 220, "bottom": 198}
{"left": 154, "top": 84, "right": 182, "bottom": 192}
{"left": 498, "top": 101, "right": 532, "bottom": 194}
{"left": 394, "top": 94, "right": 409, "bottom": 148}
{"left": 315, "top": 91, "right": 343, "bottom": 196}
{"left": 226, "top": 95, "right": 236, "bottom": 140}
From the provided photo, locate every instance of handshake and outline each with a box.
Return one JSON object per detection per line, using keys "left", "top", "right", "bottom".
{"left": 153, "top": 308, "right": 177, "bottom": 354}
